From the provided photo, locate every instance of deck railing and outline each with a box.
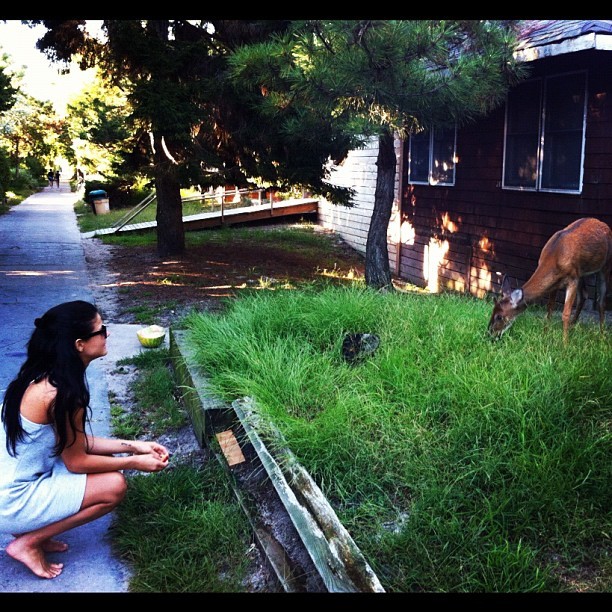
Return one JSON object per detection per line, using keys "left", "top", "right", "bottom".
{"left": 113, "top": 187, "right": 299, "bottom": 233}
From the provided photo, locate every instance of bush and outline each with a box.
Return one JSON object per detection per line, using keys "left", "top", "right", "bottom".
{"left": 83, "top": 178, "right": 151, "bottom": 209}
{"left": 24, "top": 156, "right": 46, "bottom": 183}
{"left": 10, "top": 166, "right": 45, "bottom": 192}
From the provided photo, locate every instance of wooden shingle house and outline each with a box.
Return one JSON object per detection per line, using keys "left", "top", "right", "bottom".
{"left": 318, "top": 20, "right": 612, "bottom": 307}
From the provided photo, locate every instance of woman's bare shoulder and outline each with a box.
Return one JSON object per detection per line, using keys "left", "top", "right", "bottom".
{"left": 21, "top": 378, "right": 56, "bottom": 425}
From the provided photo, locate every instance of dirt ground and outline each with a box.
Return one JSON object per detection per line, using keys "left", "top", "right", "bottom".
{"left": 82, "top": 224, "right": 367, "bottom": 326}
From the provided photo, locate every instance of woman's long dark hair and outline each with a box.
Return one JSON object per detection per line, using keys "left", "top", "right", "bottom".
{"left": 2, "top": 300, "right": 99, "bottom": 456}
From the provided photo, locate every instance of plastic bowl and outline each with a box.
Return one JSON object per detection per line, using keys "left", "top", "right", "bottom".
{"left": 136, "top": 325, "right": 166, "bottom": 348}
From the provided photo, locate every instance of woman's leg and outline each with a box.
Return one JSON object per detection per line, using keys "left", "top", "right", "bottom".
{"left": 6, "top": 471, "right": 127, "bottom": 579}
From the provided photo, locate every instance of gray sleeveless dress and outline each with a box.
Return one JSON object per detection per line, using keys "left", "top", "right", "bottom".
{"left": 0, "top": 414, "right": 87, "bottom": 534}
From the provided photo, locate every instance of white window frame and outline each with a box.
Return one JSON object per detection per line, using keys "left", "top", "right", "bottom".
{"left": 408, "top": 126, "right": 457, "bottom": 187}
{"left": 502, "top": 70, "right": 587, "bottom": 194}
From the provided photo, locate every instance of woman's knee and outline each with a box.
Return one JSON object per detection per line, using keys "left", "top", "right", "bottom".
{"left": 108, "top": 471, "right": 128, "bottom": 504}
{"left": 84, "top": 471, "right": 127, "bottom": 508}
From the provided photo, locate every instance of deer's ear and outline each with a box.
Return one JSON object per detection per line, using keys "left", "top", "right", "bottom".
{"left": 501, "top": 274, "right": 513, "bottom": 297}
{"left": 509, "top": 288, "right": 524, "bottom": 307}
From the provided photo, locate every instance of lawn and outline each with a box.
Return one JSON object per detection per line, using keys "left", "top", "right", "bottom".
{"left": 182, "top": 283, "right": 611, "bottom": 592}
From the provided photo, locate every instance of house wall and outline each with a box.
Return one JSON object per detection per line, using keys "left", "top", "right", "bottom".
{"left": 399, "top": 51, "right": 612, "bottom": 307}
{"left": 319, "top": 50, "right": 612, "bottom": 309}
{"left": 318, "top": 136, "right": 402, "bottom": 274}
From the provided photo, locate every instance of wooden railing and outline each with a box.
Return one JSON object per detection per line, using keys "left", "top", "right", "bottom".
{"left": 112, "top": 187, "right": 304, "bottom": 233}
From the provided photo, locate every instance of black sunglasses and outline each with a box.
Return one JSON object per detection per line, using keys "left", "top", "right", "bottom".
{"left": 83, "top": 324, "right": 108, "bottom": 340}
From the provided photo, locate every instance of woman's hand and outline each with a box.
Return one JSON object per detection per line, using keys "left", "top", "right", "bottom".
{"left": 130, "top": 451, "right": 170, "bottom": 473}
{"left": 126, "top": 440, "right": 170, "bottom": 462}
{"left": 62, "top": 411, "right": 171, "bottom": 474}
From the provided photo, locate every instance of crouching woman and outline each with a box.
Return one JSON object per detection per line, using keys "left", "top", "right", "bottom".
{"left": 0, "top": 300, "right": 169, "bottom": 579}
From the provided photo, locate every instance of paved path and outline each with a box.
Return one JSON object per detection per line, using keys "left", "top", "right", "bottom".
{"left": 0, "top": 181, "right": 142, "bottom": 593}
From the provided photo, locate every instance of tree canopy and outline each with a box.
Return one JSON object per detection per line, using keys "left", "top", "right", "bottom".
{"left": 32, "top": 19, "right": 362, "bottom": 256}
{"left": 0, "top": 52, "right": 17, "bottom": 115}
{"left": 229, "top": 20, "right": 526, "bottom": 288}
{"left": 24, "top": 19, "right": 525, "bottom": 283}
{"left": 0, "top": 47, "right": 62, "bottom": 186}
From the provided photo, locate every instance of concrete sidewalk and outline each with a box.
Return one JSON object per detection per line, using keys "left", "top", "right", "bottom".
{"left": 0, "top": 181, "right": 146, "bottom": 592}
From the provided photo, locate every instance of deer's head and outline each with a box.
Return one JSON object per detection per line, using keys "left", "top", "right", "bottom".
{"left": 488, "top": 276, "right": 527, "bottom": 339}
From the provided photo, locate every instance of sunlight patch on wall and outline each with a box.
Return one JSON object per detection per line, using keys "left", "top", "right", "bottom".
{"left": 473, "top": 234, "right": 495, "bottom": 298}
{"left": 387, "top": 209, "right": 400, "bottom": 243}
{"left": 388, "top": 216, "right": 415, "bottom": 246}
{"left": 400, "top": 221, "right": 416, "bottom": 245}
{"left": 440, "top": 212, "right": 458, "bottom": 233}
{"left": 472, "top": 266, "right": 493, "bottom": 298}
{"left": 478, "top": 236, "right": 493, "bottom": 252}
{"left": 447, "top": 277, "right": 466, "bottom": 293}
{"left": 423, "top": 237, "right": 449, "bottom": 293}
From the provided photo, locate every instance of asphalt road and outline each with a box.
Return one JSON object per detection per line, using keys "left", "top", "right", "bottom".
{"left": 0, "top": 182, "right": 145, "bottom": 593}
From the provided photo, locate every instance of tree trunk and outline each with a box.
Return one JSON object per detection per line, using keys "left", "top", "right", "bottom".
{"left": 365, "top": 130, "right": 395, "bottom": 291}
{"left": 153, "top": 133, "right": 185, "bottom": 257}
{"left": 11, "top": 138, "right": 19, "bottom": 176}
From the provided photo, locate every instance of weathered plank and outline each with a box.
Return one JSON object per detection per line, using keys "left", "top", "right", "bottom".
{"left": 169, "top": 328, "right": 385, "bottom": 593}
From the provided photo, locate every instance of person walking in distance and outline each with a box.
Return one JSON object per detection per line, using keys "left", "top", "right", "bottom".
{"left": 0, "top": 300, "right": 170, "bottom": 579}
{"left": 47, "top": 169, "right": 54, "bottom": 187}
{"left": 54, "top": 170, "right": 60, "bottom": 188}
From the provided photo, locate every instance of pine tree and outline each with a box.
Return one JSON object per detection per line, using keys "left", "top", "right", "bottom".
{"left": 231, "top": 20, "right": 526, "bottom": 289}
{"left": 31, "top": 19, "right": 360, "bottom": 256}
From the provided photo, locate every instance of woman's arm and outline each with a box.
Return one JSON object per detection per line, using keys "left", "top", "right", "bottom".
{"left": 85, "top": 436, "right": 169, "bottom": 460}
{"left": 61, "top": 409, "right": 169, "bottom": 474}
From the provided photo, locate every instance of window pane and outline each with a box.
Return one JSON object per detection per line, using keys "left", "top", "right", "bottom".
{"left": 431, "top": 127, "right": 455, "bottom": 185}
{"left": 541, "top": 132, "right": 583, "bottom": 190}
{"left": 541, "top": 73, "right": 585, "bottom": 191}
{"left": 504, "top": 134, "right": 538, "bottom": 188}
{"left": 545, "top": 73, "right": 585, "bottom": 131}
{"left": 409, "top": 130, "right": 429, "bottom": 183}
{"left": 503, "top": 80, "right": 541, "bottom": 188}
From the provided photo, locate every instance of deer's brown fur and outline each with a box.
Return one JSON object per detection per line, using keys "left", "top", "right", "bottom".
{"left": 488, "top": 218, "right": 612, "bottom": 342}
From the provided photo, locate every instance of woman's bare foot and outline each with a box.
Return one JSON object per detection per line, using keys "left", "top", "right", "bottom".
{"left": 6, "top": 537, "right": 64, "bottom": 579}
{"left": 41, "top": 539, "right": 68, "bottom": 553}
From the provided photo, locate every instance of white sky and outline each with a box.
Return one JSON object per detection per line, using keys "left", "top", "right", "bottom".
{"left": 0, "top": 20, "right": 99, "bottom": 114}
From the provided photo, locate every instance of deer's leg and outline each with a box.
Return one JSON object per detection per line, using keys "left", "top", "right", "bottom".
{"left": 595, "top": 269, "right": 608, "bottom": 332}
{"left": 562, "top": 279, "right": 579, "bottom": 342}
{"left": 570, "top": 278, "right": 588, "bottom": 324}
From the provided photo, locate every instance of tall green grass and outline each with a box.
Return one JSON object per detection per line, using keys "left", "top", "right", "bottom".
{"left": 183, "top": 284, "right": 611, "bottom": 592}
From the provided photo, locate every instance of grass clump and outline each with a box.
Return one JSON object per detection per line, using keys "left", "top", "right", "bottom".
{"left": 126, "top": 303, "right": 179, "bottom": 325}
{"left": 183, "top": 284, "right": 611, "bottom": 592}
{"left": 110, "top": 348, "right": 259, "bottom": 592}
{"left": 114, "top": 349, "right": 186, "bottom": 436}
{"left": 112, "top": 463, "right": 256, "bottom": 592}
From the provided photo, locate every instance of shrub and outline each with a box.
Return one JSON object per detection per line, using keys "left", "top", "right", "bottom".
{"left": 83, "top": 178, "right": 152, "bottom": 209}
{"left": 10, "top": 166, "right": 45, "bottom": 192}
{"left": 24, "top": 155, "right": 46, "bottom": 183}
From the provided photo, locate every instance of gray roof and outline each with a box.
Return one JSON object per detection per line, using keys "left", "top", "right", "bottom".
{"left": 515, "top": 19, "right": 612, "bottom": 61}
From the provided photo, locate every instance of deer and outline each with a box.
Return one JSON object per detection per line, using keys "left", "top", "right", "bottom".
{"left": 488, "top": 217, "right": 612, "bottom": 343}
